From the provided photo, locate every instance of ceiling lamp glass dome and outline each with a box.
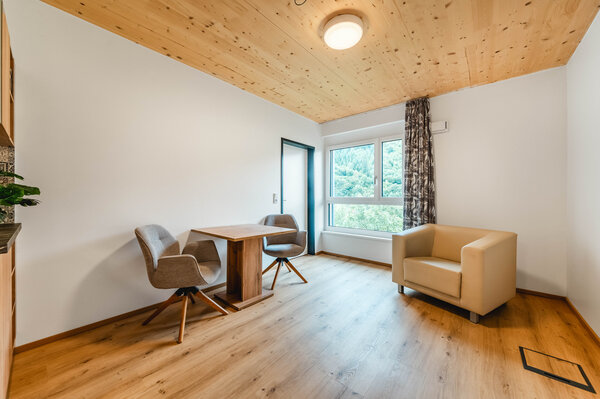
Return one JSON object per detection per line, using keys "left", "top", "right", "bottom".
{"left": 323, "top": 14, "right": 364, "bottom": 50}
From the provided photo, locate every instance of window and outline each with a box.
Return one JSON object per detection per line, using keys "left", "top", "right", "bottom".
{"left": 326, "top": 136, "right": 403, "bottom": 235}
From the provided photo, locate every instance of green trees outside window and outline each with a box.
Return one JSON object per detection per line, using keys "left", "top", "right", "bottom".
{"left": 329, "top": 204, "right": 403, "bottom": 233}
{"left": 382, "top": 139, "right": 403, "bottom": 197}
{"left": 331, "top": 143, "right": 374, "bottom": 197}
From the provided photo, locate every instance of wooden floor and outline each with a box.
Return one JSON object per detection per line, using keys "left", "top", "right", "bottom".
{"left": 9, "top": 255, "right": 600, "bottom": 398}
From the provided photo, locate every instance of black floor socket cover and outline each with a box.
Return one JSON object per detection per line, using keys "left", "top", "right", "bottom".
{"left": 519, "top": 346, "right": 596, "bottom": 394}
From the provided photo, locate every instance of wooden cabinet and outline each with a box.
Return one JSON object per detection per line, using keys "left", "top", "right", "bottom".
{"left": 0, "top": 2, "right": 13, "bottom": 147}
{"left": 0, "top": 246, "right": 13, "bottom": 399}
{"left": 0, "top": 223, "right": 20, "bottom": 399}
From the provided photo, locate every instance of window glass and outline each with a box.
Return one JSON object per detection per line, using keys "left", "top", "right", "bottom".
{"left": 382, "top": 139, "right": 402, "bottom": 197}
{"left": 330, "top": 144, "right": 374, "bottom": 198}
{"left": 329, "top": 204, "right": 403, "bottom": 232}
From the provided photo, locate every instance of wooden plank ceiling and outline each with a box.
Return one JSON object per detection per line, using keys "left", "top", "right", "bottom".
{"left": 42, "top": 0, "right": 600, "bottom": 123}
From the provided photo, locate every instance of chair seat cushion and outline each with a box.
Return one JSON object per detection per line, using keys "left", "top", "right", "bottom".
{"left": 264, "top": 243, "right": 304, "bottom": 258}
{"left": 404, "top": 257, "right": 462, "bottom": 298}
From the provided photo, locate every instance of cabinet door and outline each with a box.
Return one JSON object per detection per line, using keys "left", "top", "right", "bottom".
{"left": 0, "top": 250, "right": 11, "bottom": 399}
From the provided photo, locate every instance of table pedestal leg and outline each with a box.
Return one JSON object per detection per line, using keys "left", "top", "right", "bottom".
{"left": 215, "top": 238, "right": 274, "bottom": 310}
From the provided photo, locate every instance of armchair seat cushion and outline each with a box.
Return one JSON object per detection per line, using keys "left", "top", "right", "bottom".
{"left": 264, "top": 243, "right": 304, "bottom": 258}
{"left": 404, "top": 257, "right": 462, "bottom": 298}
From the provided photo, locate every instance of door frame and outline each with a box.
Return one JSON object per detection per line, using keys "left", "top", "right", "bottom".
{"left": 280, "top": 138, "right": 315, "bottom": 255}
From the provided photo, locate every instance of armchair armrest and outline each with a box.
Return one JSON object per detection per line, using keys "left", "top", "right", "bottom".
{"left": 153, "top": 254, "right": 206, "bottom": 288}
{"left": 391, "top": 224, "right": 435, "bottom": 284}
{"left": 295, "top": 230, "right": 307, "bottom": 249}
{"left": 460, "top": 232, "right": 517, "bottom": 315}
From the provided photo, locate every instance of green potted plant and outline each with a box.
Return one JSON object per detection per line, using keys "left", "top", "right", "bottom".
{"left": 0, "top": 170, "right": 40, "bottom": 223}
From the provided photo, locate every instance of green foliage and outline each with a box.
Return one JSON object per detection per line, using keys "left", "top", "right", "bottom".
{"left": 331, "top": 144, "right": 374, "bottom": 197}
{"left": 0, "top": 171, "right": 41, "bottom": 222}
{"left": 332, "top": 204, "right": 403, "bottom": 233}
{"left": 330, "top": 140, "right": 403, "bottom": 232}
{"left": 382, "top": 140, "right": 403, "bottom": 197}
{"left": 0, "top": 171, "right": 24, "bottom": 180}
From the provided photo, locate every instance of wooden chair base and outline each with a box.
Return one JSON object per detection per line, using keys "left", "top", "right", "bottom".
{"left": 142, "top": 287, "right": 228, "bottom": 344}
{"left": 262, "top": 258, "right": 308, "bottom": 290}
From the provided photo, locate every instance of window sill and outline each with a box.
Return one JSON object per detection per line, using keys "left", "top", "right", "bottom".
{"left": 322, "top": 230, "right": 392, "bottom": 242}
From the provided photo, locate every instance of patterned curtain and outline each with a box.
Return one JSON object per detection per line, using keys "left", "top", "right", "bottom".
{"left": 403, "top": 97, "right": 436, "bottom": 230}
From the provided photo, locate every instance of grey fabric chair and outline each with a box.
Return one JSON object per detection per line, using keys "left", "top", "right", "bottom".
{"left": 135, "top": 224, "right": 228, "bottom": 343}
{"left": 262, "top": 214, "right": 308, "bottom": 289}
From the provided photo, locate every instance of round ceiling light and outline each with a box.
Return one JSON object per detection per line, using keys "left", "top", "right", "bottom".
{"left": 323, "top": 14, "right": 364, "bottom": 50}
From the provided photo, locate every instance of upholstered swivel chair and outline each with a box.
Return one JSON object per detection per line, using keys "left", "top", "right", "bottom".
{"left": 135, "top": 225, "right": 228, "bottom": 343}
{"left": 262, "top": 214, "right": 308, "bottom": 289}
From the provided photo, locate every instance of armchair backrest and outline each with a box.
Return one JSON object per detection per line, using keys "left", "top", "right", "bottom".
{"left": 264, "top": 214, "right": 299, "bottom": 245}
{"left": 135, "top": 224, "right": 180, "bottom": 281}
{"left": 432, "top": 225, "right": 493, "bottom": 262}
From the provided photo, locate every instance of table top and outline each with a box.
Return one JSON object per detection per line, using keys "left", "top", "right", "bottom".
{"left": 192, "top": 224, "right": 295, "bottom": 241}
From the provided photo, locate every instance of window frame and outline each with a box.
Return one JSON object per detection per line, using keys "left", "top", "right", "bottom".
{"left": 325, "top": 134, "right": 404, "bottom": 237}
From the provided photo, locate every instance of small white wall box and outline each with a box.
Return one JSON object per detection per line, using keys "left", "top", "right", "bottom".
{"left": 431, "top": 121, "right": 448, "bottom": 134}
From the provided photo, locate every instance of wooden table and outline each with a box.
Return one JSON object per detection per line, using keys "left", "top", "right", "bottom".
{"left": 192, "top": 224, "right": 294, "bottom": 310}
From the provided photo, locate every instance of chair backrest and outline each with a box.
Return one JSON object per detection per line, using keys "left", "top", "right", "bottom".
{"left": 135, "top": 224, "right": 180, "bottom": 281}
{"left": 264, "top": 214, "right": 299, "bottom": 245}
{"left": 431, "top": 224, "right": 493, "bottom": 262}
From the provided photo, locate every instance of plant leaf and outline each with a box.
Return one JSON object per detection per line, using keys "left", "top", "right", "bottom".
{"left": 19, "top": 198, "right": 40, "bottom": 207}
{"left": 0, "top": 196, "right": 23, "bottom": 206}
{"left": 0, "top": 171, "right": 24, "bottom": 180}
{"left": 0, "top": 187, "right": 15, "bottom": 198}
{"left": 8, "top": 184, "right": 40, "bottom": 196}
{"left": 0, "top": 185, "right": 23, "bottom": 201}
{"left": 0, "top": 171, "right": 41, "bottom": 211}
{"left": 0, "top": 199, "right": 18, "bottom": 206}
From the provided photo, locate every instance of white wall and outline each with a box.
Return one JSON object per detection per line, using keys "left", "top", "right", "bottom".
{"left": 321, "top": 232, "right": 392, "bottom": 264}
{"left": 6, "top": 0, "right": 323, "bottom": 346}
{"left": 321, "top": 105, "right": 404, "bottom": 137}
{"left": 566, "top": 13, "right": 600, "bottom": 335}
{"left": 322, "top": 67, "right": 568, "bottom": 295}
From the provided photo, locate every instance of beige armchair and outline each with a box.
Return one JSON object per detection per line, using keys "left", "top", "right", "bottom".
{"left": 392, "top": 224, "right": 517, "bottom": 323}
